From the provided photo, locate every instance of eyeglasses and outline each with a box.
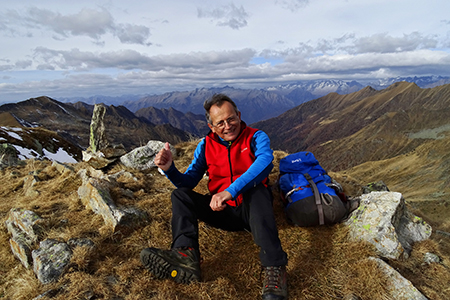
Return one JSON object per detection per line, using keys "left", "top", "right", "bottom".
{"left": 211, "top": 115, "right": 239, "bottom": 129}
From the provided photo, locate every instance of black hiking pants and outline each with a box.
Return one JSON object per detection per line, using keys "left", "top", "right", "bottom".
{"left": 171, "top": 184, "right": 288, "bottom": 267}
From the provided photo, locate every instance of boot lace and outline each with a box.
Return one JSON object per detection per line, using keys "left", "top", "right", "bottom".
{"left": 262, "top": 266, "right": 283, "bottom": 290}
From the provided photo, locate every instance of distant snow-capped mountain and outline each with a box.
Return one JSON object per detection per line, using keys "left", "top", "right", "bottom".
{"left": 51, "top": 76, "right": 450, "bottom": 124}
{"left": 56, "top": 76, "right": 450, "bottom": 108}
{"left": 368, "top": 75, "right": 450, "bottom": 89}
{"left": 58, "top": 94, "right": 146, "bottom": 106}
{"left": 266, "top": 79, "right": 365, "bottom": 97}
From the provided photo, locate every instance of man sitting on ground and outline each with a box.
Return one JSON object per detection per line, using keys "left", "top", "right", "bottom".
{"left": 141, "top": 93, "right": 288, "bottom": 300}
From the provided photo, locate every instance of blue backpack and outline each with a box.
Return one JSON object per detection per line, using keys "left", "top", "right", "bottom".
{"left": 278, "top": 151, "right": 348, "bottom": 226}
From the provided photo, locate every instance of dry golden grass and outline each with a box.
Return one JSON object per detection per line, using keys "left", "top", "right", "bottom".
{"left": 1, "top": 142, "right": 450, "bottom": 299}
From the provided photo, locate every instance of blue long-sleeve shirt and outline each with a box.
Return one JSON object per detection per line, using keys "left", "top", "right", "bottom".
{"left": 164, "top": 130, "right": 274, "bottom": 199}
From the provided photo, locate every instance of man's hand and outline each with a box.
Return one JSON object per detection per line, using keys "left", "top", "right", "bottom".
{"left": 210, "top": 190, "right": 232, "bottom": 211}
{"left": 154, "top": 142, "right": 173, "bottom": 172}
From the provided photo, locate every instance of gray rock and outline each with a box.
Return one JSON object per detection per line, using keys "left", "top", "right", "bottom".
{"left": 100, "top": 144, "right": 127, "bottom": 159}
{"left": 67, "top": 238, "right": 95, "bottom": 250}
{"left": 32, "top": 239, "right": 72, "bottom": 284}
{"left": 369, "top": 257, "right": 428, "bottom": 300}
{"left": 362, "top": 180, "right": 390, "bottom": 194}
{"left": 108, "top": 170, "right": 138, "bottom": 181}
{"left": 345, "top": 192, "right": 432, "bottom": 259}
{"left": 9, "top": 234, "right": 33, "bottom": 268}
{"left": 77, "top": 169, "right": 149, "bottom": 233}
{"left": 23, "top": 175, "right": 41, "bottom": 197}
{"left": 52, "top": 160, "right": 75, "bottom": 174}
{"left": 6, "top": 208, "right": 43, "bottom": 244}
{"left": 82, "top": 150, "right": 117, "bottom": 169}
{"left": 89, "top": 104, "right": 108, "bottom": 153}
{"left": 0, "top": 143, "right": 20, "bottom": 168}
{"left": 423, "top": 252, "right": 440, "bottom": 264}
{"left": 5, "top": 208, "right": 44, "bottom": 268}
{"left": 83, "top": 104, "right": 128, "bottom": 169}
{"left": 120, "top": 140, "right": 176, "bottom": 170}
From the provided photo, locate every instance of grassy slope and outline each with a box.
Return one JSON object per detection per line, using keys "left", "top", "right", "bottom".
{"left": 0, "top": 142, "right": 449, "bottom": 299}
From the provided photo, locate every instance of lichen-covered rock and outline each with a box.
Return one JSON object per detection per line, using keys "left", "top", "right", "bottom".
{"left": 32, "top": 239, "right": 72, "bottom": 284}
{"left": 0, "top": 143, "right": 20, "bottom": 168}
{"left": 83, "top": 104, "right": 128, "bottom": 169}
{"left": 345, "top": 192, "right": 432, "bottom": 259}
{"left": 9, "top": 234, "right": 33, "bottom": 268}
{"left": 6, "top": 208, "right": 43, "bottom": 244}
{"left": 5, "top": 208, "right": 44, "bottom": 268}
{"left": 89, "top": 104, "right": 108, "bottom": 153}
{"left": 120, "top": 140, "right": 176, "bottom": 170}
{"left": 369, "top": 257, "right": 428, "bottom": 300}
{"left": 362, "top": 180, "right": 390, "bottom": 194}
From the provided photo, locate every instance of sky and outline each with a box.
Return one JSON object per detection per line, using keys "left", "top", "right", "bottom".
{"left": 1, "top": 0, "right": 450, "bottom": 103}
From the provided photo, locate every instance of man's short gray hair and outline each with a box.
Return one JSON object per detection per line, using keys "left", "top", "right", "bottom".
{"left": 203, "top": 94, "right": 239, "bottom": 124}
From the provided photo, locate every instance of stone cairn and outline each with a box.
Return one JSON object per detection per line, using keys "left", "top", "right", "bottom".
{"left": 82, "top": 104, "right": 127, "bottom": 169}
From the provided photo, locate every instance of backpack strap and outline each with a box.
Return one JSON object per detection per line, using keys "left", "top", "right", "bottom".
{"left": 284, "top": 186, "right": 300, "bottom": 203}
{"left": 304, "top": 173, "right": 325, "bottom": 225}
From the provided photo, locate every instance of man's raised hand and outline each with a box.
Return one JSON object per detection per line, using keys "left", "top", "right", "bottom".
{"left": 154, "top": 142, "right": 173, "bottom": 171}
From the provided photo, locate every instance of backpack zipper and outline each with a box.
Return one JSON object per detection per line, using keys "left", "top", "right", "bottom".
{"left": 227, "top": 141, "right": 233, "bottom": 183}
{"left": 226, "top": 141, "right": 238, "bottom": 205}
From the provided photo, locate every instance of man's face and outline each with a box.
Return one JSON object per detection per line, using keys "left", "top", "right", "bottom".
{"left": 208, "top": 101, "right": 242, "bottom": 142}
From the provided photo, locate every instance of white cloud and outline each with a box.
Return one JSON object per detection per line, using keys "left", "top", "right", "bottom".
{"left": 260, "top": 32, "right": 442, "bottom": 59}
{"left": 275, "top": 0, "right": 309, "bottom": 12}
{"left": 1, "top": 0, "right": 450, "bottom": 103}
{"left": 115, "top": 24, "right": 151, "bottom": 45}
{"left": 197, "top": 3, "right": 249, "bottom": 29}
{"left": 350, "top": 32, "right": 439, "bottom": 54}
{"left": 25, "top": 7, "right": 113, "bottom": 39}
{"left": 0, "top": 6, "right": 152, "bottom": 45}
{"left": 31, "top": 47, "right": 256, "bottom": 71}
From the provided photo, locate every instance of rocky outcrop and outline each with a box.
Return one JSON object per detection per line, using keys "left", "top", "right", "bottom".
{"left": 341, "top": 191, "right": 434, "bottom": 299}
{"left": 0, "top": 143, "right": 20, "bottom": 168}
{"left": 5, "top": 163, "right": 148, "bottom": 284}
{"left": 5, "top": 208, "right": 73, "bottom": 284}
{"left": 5, "top": 208, "right": 43, "bottom": 269}
{"left": 345, "top": 191, "right": 432, "bottom": 259}
{"left": 77, "top": 168, "right": 149, "bottom": 234}
{"left": 369, "top": 257, "right": 428, "bottom": 300}
{"left": 32, "top": 239, "right": 72, "bottom": 284}
{"left": 6, "top": 208, "right": 43, "bottom": 245}
{"left": 120, "top": 140, "right": 176, "bottom": 170}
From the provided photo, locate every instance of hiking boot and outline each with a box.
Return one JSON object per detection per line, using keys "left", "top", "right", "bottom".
{"left": 140, "top": 247, "right": 201, "bottom": 284}
{"left": 261, "top": 265, "right": 288, "bottom": 300}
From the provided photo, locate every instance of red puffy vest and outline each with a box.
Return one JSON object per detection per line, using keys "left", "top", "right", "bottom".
{"left": 205, "top": 124, "right": 265, "bottom": 206}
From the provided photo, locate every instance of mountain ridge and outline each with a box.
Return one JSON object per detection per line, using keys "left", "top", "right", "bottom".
{"left": 135, "top": 106, "right": 208, "bottom": 137}
{"left": 122, "top": 86, "right": 295, "bottom": 124}
{"left": 254, "top": 82, "right": 450, "bottom": 175}
{"left": 48, "top": 76, "right": 450, "bottom": 124}
{"left": 0, "top": 96, "right": 193, "bottom": 153}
